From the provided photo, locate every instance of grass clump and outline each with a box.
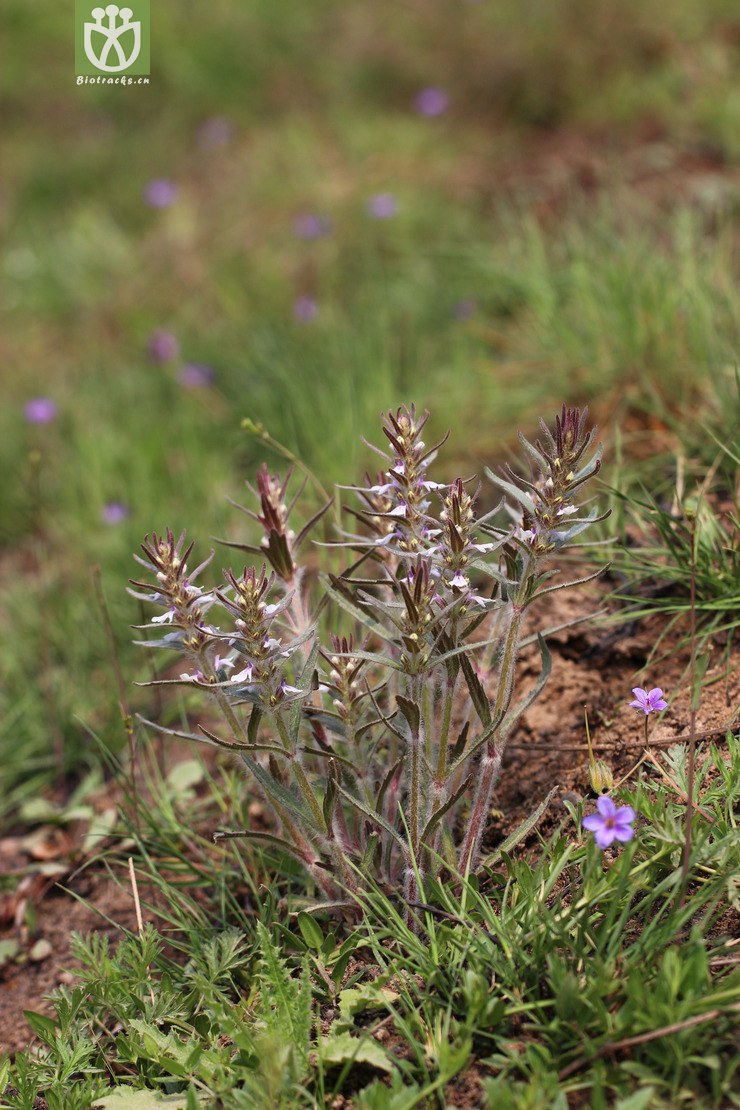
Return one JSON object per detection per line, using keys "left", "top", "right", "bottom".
{"left": 2, "top": 737, "right": 737, "bottom": 1107}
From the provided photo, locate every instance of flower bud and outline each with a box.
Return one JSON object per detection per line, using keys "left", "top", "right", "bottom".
{"left": 589, "top": 759, "right": 614, "bottom": 794}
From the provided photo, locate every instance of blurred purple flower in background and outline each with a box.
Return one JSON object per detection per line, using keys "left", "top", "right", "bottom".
{"left": 178, "top": 363, "right": 216, "bottom": 388}
{"left": 629, "top": 687, "right": 668, "bottom": 714}
{"left": 102, "top": 501, "right": 130, "bottom": 525}
{"left": 144, "top": 179, "right": 178, "bottom": 208}
{"left": 414, "top": 87, "right": 449, "bottom": 117}
{"left": 198, "top": 116, "right": 233, "bottom": 148}
{"left": 367, "top": 193, "right": 398, "bottom": 219}
{"left": 147, "top": 329, "right": 180, "bottom": 364}
{"left": 452, "top": 298, "right": 477, "bottom": 320}
{"left": 24, "top": 398, "right": 58, "bottom": 424}
{"left": 293, "top": 296, "right": 319, "bottom": 323}
{"left": 582, "top": 795, "right": 635, "bottom": 849}
{"left": 294, "top": 213, "right": 332, "bottom": 240}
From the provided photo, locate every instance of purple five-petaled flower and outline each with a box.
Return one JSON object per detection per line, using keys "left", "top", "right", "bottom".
{"left": 629, "top": 687, "right": 668, "bottom": 714}
{"left": 582, "top": 795, "right": 635, "bottom": 849}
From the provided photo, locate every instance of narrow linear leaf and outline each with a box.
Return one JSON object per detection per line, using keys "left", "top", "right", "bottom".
{"left": 248, "top": 704, "right": 262, "bottom": 744}
{"left": 484, "top": 469, "right": 536, "bottom": 513}
{"left": 333, "top": 648, "right": 404, "bottom": 673}
{"left": 295, "top": 497, "right": 333, "bottom": 549}
{"left": 136, "top": 714, "right": 249, "bottom": 753}
{"left": 459, "top": 651, "right": 491, "bottom": 727}
{"left": 241, "top": 753, "right": 313, "bottom": 825}
{"left": 336, "top": 783, "right": 404, "bottom": 846}
{"left": 396, "top": 695, "right": 421, "bottom": 734}
{"left": 433, "top": 635, "right": 507, "bottom": 668}
{"left": 449, "top": 721, "right": 470, "bottom": 763}
{"left": 420, "top": 776, "right": 473, "bottom": 845}
{"left": 535, "top": 564, "right": 608, "bottom": 599}
{"left": 200, "top": 723, "right": 285, "bottom": 756}
{"left": 518, "top": 609, "right": 607, "bottom": 648}
{"left": 376, "top": 756, "right": 404, "bottom": 816}
{"left": 213, "top": 829, "right": 314, "bottom": 864}
{"left": 481, "top": 786, "right": 559, "bottom": 868}
{"left": 322, "top": 577, "right": 396, "bottom": 645}
{"left": 499, "top": 633, "right": 552, "bottom": 736}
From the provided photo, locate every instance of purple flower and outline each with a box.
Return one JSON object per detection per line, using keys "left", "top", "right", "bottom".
{"left": 144, "top": 179, "right": 178, "bottom": 208}
{"left": 629, "top": 687, "right": 668, "bottom": 714}
{"left": 197, "top": 116, "right": 233, "bottom": 148}
{"left": 178, "top": 363, "right": 216, "bottom": 388}
{"left": 452, "top": 298, "right": 477, "bottom": 320}
{"left": 24, "top": 398, "right": 58, "bottom": 424}
{"left": 293, "top": 296, "right": 318, "bottom": 323}
{"left": 102, "top": 501, "right": 130, "bottom": 525}
{"left": 293, "top": 213, "right": 332, "bottom": 240}
{"left": 366, "top": 193, "right": 398, "bottom": 219}
{"left": 414, "top": 87, "right": 449, "bottom": 118}
{"left": 147, "top": 329, "right": 180, "bottom": 364}
{"left": 582, "top": 795, "right": 635, "bottom": 849}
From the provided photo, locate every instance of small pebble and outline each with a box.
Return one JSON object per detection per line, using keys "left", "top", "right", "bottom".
{"left": 29, "top": 938, "right": 53, "bottom": 962}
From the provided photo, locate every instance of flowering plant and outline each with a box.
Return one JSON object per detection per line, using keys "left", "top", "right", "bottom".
{"left": 582, "top": 795, "right": 635, "bottom": 848}
{"left": 629, "top": 687, "right": 668, "bottom": 714}
{"left": 131, "top": 405, "right": 606, "bottom": 904}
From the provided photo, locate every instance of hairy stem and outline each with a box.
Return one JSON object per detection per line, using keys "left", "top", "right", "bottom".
{"left": 408, "top": 675, "right": 425, "bottom": 860}
{"left": 458, "top": 604, "right": 523, "bottom": 874}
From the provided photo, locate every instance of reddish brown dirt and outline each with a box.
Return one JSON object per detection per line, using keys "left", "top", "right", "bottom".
{"left": 492, "top": 579, "right": 739, "bottom": 845}
{"left": 0, "top": 860, "right": 138, "bottom": 1056}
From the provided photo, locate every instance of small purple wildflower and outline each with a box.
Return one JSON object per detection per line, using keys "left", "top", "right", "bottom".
{"left": 293, "top": 213, "right": 332, "bottom": 240}
{"left": 197, "top": 116, "right": 233, "bottom": 148}
{"left": 452, "top": 298, "right": 477, "bottom": 320}
{"left": 582, "top": 795, "right": 635, "bottom": 849}
{"left": 178, "top": 363, "right": 216, "bottom": 388}
{"left": 293, "top": 296, "right": 319, "bottom": 323}
{"left": 144, "top": 179, "right": 178, "bottom": 208}
{"left": 102, "top": 501, "right": 130, "bottom": 525}
{"left": 414, "top": 87, "right": 449, "bottom": 117}
{"left": 367, "top": 193, "right": 398, "bottom": 219}
{"left": 24, "top": 398, "right": 58, "bottom": 425}
{"left": 629, "top": 687, "right": 668, "bottom": 714}
{"left": 147, "top": 329, "right": 180, "bottom": 364}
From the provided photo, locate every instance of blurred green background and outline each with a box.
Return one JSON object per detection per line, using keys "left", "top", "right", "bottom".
{"left": 1, "top": 0, "right": 739, "bottom": 814}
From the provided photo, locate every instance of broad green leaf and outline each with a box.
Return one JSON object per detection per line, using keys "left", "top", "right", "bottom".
{"left": 296, "top": 911, "right": 325, "bottom": 952}
{"left": 319, "top": 1031, "right": 394, "bottom": 1073}
{"left": 93, "top": 1088, "right": 200, "bottom": 1109}
{"left": 338, "top": 984, "right": 399, "bottom": 1021}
